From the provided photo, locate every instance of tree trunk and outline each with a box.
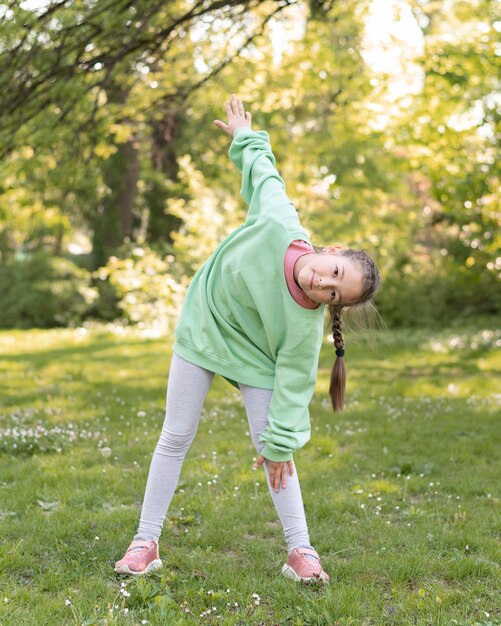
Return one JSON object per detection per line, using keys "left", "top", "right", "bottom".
{"left": 91, "top": 82, "right": 139, "bottom": 267}
{"left": 146, "top": 105, "right": 183, "bottom": 244}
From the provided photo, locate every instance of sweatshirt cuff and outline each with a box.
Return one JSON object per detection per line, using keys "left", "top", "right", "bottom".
{"left": 260, "top": 444, "right": 293, "bottom": 463}
{"left": 232, "top": 126, "right": 252, "bottom": 138}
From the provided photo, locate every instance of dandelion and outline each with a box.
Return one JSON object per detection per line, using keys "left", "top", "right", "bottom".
{"left": 101, "top": 447, "right": 112, "bottom": 458}
{"left": 226, "top": 589, "right": 230, "bottom": 593}
{"left": 123, "top": 608, "right": 129, "bottom": 614}
{"left": 137, "top": 410, "right": 146, "bottom": 417}
{"left": 65, "top": 599, "right": 71, "bottom": 606}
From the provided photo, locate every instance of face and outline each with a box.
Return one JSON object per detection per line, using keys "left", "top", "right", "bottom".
{"left": 295, "top": 248, "right": 365, "bottom": 306}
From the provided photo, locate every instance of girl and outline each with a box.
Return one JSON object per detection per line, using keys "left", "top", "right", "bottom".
{"left": 115, "top": 95, "right": 380, "bottom": 583}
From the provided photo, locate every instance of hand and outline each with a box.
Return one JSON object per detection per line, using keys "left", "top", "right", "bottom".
{"left": 214, "top": 94, "right": 252, "bottom": 136}
{"left": 253, "top": 455, "right": 294, "bottom": 492}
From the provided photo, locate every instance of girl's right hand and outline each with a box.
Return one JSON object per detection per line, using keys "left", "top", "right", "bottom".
{"left": 214, "top": 94, "right": 252, "bottom": 136}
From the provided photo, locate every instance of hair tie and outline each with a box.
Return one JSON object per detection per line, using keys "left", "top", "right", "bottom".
{"left": 335, "top": 348, "right": 345, "bottom": 357}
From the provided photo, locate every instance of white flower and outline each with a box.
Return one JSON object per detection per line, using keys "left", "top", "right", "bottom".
{"left": 100, "top": 447, "right": 112, "bottom": 458}
{"left": 65, "top": 599, "right": 71, "bottom": 606}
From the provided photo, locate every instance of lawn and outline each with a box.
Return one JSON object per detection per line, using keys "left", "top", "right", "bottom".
{"left": 0, "top": 320, "right": 500, "bottom": 625}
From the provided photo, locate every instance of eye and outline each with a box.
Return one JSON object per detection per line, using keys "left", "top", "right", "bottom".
{"left": 333, "top": 266, "right": 339, "bottom": 276}
{"left": 331, "top": 290, "right": 336, "bottom": 301}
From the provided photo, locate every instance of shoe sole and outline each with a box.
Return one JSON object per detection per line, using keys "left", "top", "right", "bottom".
{"left": 114, "top": 559, "right": 163, "bottom": 576}
{"left": 281, "top": 563, "right": 329, "bottom": 584}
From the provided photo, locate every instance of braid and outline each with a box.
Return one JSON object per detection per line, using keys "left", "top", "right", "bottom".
{"left": 329, "top": 306, "right": 346, "bottom": 411}
{"left": 325, "top": 247, "right": 380, "bottom": 412}
{"left": 331, "top": 308, "right": 344, "bottom": 353}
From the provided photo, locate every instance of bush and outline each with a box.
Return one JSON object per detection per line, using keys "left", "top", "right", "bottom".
{"left": 0, "top": 252, "right": 98, "bottom": 328}
{"left": 93, "top": 245, "right": 188, "bottom": 333}
{"left": 375, "top": 265, "right": 501, "bottom": 327}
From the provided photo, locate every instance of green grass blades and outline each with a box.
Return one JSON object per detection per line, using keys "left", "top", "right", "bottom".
{"left": 0, "top": 321, "right": 500, "bottom": 625}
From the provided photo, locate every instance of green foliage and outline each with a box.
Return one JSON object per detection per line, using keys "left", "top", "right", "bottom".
{"left": 0, "top": 253, "right": 97, "bottom": 328}
{"left": 0, "top": 0, "right": 499, "bottom": 329}
{"left": 376, "top": 259, "right": 501, "bottom": 327}
{"left": 94, "top": 245, "right": 188, "bottom": 332}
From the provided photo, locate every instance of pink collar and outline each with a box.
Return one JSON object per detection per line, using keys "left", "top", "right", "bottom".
{"left": 284, "top": 240, "right": 319, "bottom": 309}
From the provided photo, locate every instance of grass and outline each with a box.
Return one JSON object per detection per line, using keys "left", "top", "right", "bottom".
{"left": 0, "top": 320, "right": 500, "bottom": 626}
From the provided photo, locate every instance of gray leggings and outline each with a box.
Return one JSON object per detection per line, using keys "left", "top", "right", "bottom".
{"left": 134, "top": 353, "right": 311, "bottom": 551}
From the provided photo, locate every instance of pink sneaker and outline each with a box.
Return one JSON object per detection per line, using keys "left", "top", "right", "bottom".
{"left": 114, "top": 540, "right": 163, "bottom": 576}
{"left": 281, "top": 547, "right": 330, "bottom": 583}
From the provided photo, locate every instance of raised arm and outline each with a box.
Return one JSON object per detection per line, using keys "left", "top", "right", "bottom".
{"left": 214, "top": 95, "right": 298, "bottom": 226}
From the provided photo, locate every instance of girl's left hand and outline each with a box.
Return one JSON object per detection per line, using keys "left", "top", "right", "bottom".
{"left": 253, "top": 455, "right": 294, "bottom": 492}
{"left": 214, "top": 94, "right": 252, "bottom": 136}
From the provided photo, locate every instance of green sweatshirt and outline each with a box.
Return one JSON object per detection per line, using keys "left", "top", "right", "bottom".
{"left": 173, "top": 127, "right": 325, "bottom": 462}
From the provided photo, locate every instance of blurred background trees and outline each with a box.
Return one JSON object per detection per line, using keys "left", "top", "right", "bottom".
{"left": 0, "top": 0, "right": 499, "bottom": 329}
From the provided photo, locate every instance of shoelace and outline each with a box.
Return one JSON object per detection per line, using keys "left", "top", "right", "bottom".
{"left": 127, "top": 545, "right": 148, "bottom": 554}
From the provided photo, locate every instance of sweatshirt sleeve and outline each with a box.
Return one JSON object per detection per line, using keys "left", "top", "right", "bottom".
{"left": 228, "top": 127, "right": 297, "bottom": 225}
{"left": 259, "top": 349, "right": 319, "bottom": 462}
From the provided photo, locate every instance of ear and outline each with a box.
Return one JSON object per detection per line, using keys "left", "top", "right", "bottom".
{"left": 322, "top": 245, "right": 345, "bottom": 254}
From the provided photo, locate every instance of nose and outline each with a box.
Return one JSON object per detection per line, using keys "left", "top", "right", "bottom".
{"left": 319, "top": 276, "right": 335, "bottom": 289}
